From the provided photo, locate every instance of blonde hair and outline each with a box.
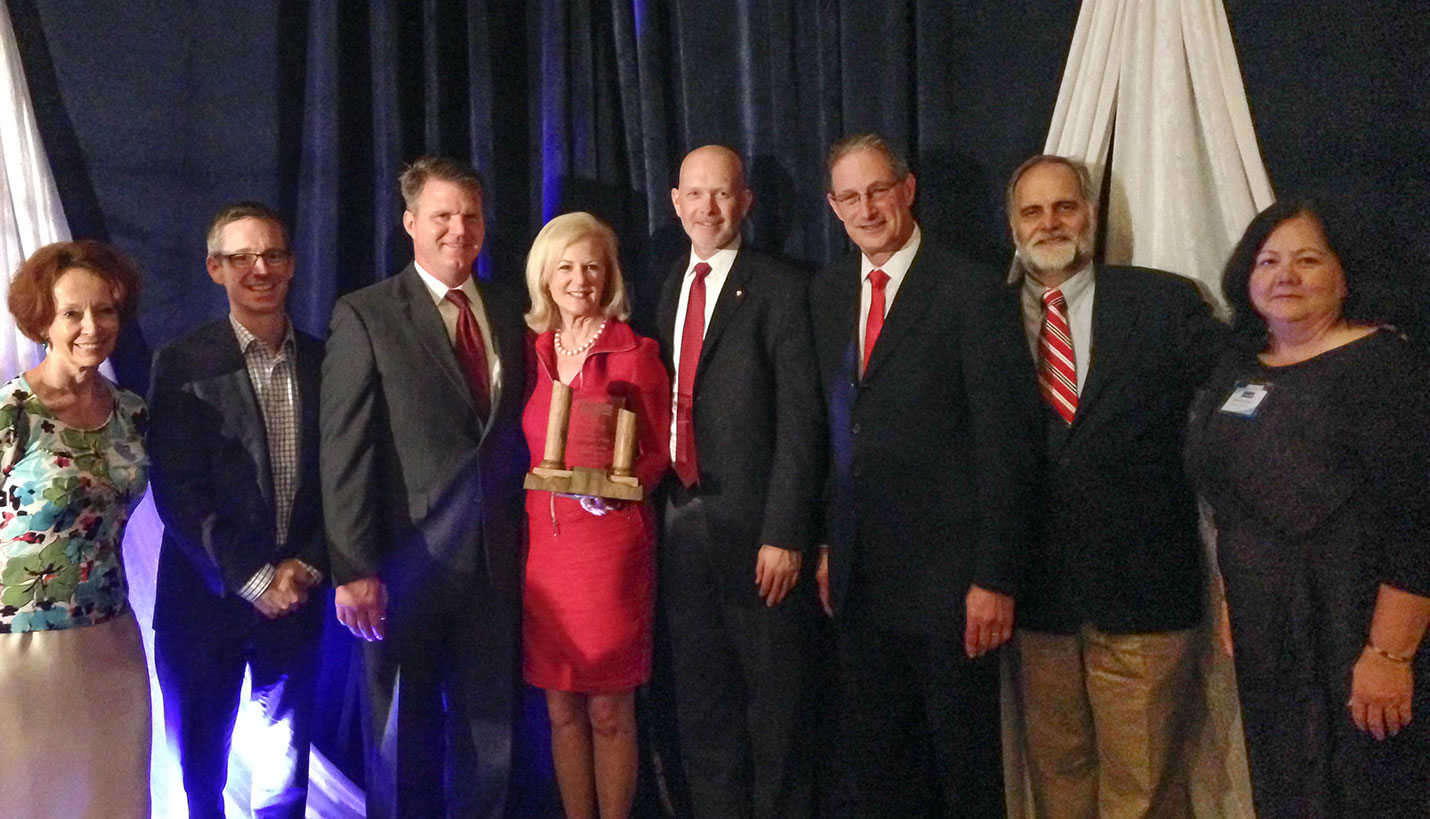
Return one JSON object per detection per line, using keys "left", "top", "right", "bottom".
{"left": 523, "top": 212, "right": 631, "bottom": 331}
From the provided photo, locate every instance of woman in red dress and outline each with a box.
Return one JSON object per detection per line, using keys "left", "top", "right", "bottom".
{"left": 521, "top": 211, "right": 670, "bottom": 818}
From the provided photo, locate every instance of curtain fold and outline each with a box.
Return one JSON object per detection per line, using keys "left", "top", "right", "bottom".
{"left": 0, "top": 2, "right": 65, "bottom": 378}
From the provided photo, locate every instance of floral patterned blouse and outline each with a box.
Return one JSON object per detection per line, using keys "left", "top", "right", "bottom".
{"left": 0, "top": 375, "right": 148, "bottom": 633}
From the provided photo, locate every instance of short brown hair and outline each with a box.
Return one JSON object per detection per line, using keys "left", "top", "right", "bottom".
{"left": 826, "top": 133, "right": 911, "bottom": 190}
{"left": 399, "top": 156, "right": 484, "bottom": 212}
{"left": 8, "top": 240, "right": 142, "bottom": 342}
{"left": 206, "top": 201, "right": 289, "bottom": 255}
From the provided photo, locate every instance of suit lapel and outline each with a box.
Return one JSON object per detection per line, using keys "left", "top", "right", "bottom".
{"left": 478, "top": 278, "right": 526, "bottom": 429}
{"left": 202, "top": 324, "right": 276, "bottom": 513}
{"left": 397, "top": 267, "right": 477, "bottom": 417}
{"left": 696, "top": 249, "right": 755, "bottom": 374}
{"left": 1070, "top": 267, "right": 1133, "bottom": 433}
{"left": 813, "top": 255, "right": 862, "bottom": 389}
{"left": 655, "top": 254, "right": 685, "bottom": 361}
{"left": 290, "top": 332, "right": 322, "bottom": 542}
{"left": 862, "top": 246, "right": 936, "bottom": 383}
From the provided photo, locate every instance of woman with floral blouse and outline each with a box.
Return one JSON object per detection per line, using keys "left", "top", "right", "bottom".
{"left": 0, "top": 240, "right": 149, "bottom": 818}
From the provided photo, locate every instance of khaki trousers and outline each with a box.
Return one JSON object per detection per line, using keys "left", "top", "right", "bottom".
{"left": 1013, "top": 625, "right": 1197, "bottom": 819}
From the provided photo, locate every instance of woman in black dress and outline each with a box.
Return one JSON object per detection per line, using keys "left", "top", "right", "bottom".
{"left": 1186, "top": 199, "right": 1430, "bottom": 817}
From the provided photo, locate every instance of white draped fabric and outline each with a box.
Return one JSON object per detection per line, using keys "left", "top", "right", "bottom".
{"left": 0, "top": 4, "right": 67, "bottom": 379}
{"left": 1043, "top": 0, "right": 1275, "bottom": 307}
{"left": 1003, "top": 1, "right": 1273, "bottom": 817}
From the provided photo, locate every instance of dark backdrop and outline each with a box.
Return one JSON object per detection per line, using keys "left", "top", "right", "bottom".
{"left": 17, "top": 0, "right": 1425, "bottom": 378}
{"left": 9, "top": 0, "right": 1429, "bottom": 804}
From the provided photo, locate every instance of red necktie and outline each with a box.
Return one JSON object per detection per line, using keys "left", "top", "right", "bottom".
{"left": 674, "top": 262, "right": 711, "bottom": 487}
{"left": 1038, "top": 287, "right": 1077, "bottom": 425}
{"left": 445, "top": 288, "right": 492, "bottom": 420}
{"left": 863, "top": 268, "right": 889, "bottom": 373}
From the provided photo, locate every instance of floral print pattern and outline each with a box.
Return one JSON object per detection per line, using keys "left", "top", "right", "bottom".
{"left": 0, "top": 376, "right": 147, "bottom": 633}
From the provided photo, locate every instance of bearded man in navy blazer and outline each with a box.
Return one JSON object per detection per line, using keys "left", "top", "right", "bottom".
{"left": 809, "top": 133, "right": 1038, "bottom": 816}
{"left": 656, "top": 145, "right": 826, "bottom": 818}
{"left": 321, "top": 157, "right": 528, "bottom": 819}
{"left": 149, "top": 202, "right": 326, "bottom": 819}
{"left": 1003, "top": 155, "right": 1223, "bottom": 819}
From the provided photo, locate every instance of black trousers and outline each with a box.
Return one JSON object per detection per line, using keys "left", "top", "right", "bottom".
{"left": 662, "top": 490, "right": 813, "bottom": 819}
{"left": 831, "top": 609, "right": 1003, "bottom": 819}
{"left": 360, "top": 576, "right": 519, "bottom": 819}
{"left": 154, "top": 604, "right": 321, "bottom": 819}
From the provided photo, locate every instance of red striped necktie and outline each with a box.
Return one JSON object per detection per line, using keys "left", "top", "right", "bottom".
{"left": 1038, "top": 287, "right": 1077, "bottom": 425}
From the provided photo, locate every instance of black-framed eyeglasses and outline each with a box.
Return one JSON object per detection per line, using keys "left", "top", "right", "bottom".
{"left": 217, "top": 250, "right": 292, "bottom": 270}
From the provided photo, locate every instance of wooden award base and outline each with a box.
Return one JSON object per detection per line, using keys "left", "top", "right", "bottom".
{"left": 523, "top": 465, "right": 643, "bottom": 502}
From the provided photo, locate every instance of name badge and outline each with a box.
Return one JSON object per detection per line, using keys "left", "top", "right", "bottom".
{"left": 1219, "top": 381, "right": 1270, "bottom": 417}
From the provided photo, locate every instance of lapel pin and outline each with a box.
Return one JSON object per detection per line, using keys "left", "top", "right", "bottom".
{"left": 735, "top": 289, "right": 745, "bottom": 300}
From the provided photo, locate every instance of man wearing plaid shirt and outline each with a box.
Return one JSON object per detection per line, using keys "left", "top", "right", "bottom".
{"left": 148, "top": 202, "right": 328, "bottom": 819}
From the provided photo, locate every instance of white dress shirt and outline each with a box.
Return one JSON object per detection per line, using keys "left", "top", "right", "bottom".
{"left": 413, "top": 262, "right": 503, "bottom": 412}
{"left": 1018, "top": 262, "right": 1095, "bottom": 393}
{"left": 858, "top": 224, "right": 922, "bottom": 372}
{"left": 668, "top": 240, "right": 739, "bottom": 460}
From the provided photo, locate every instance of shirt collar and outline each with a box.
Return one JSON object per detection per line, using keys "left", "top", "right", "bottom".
{"left": 413, "top": 260, "right": 478, "bottom": 304}
{"left": 1022, "top": 261, "right": 1095, "bottom": 302}
{"left": 685, "top": 236, "right": 741, "bottom": 279}
{"left": 229, "top": 314, "right": 294, "bottom": 356}
{"left": 860, "top": 223, "right": 921, "bottom": 281}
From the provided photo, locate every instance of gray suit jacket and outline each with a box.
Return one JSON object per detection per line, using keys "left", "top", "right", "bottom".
{"left": 320, "top": 264, "right": 528, "bottom": 609}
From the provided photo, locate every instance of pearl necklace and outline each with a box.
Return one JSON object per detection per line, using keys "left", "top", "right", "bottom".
{"left": 554, "top": 319, "right": 608, "bottom": 356}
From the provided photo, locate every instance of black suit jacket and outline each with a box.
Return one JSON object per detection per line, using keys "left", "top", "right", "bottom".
{"left": 810, "top": 237, "right": 1039, "bottom": 638}
{"left": 148, "top": 318, "right": 327, "bottom": 632}
{"left": 656, "top": 249, "right": 826, "bottom": 599}
{"left": 1016, "top": 264, "right": 1224, "bottom": 633}
{"left": 320, "top": 265, "right": 527, "bottom": 610}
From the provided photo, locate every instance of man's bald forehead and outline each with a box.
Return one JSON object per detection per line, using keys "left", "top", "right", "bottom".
{"left": 679, "top": 145, "right": 747, "bottom": 189}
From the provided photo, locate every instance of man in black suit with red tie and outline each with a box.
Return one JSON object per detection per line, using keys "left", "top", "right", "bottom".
{"left": 656, "top": 145, "right": 826, "bottom": 818}
{"left": 1003, "top": 154, "right": 1222, "bottom": 819}
{"left": 809, "top": 133, "right": 1039, "bottom": 817}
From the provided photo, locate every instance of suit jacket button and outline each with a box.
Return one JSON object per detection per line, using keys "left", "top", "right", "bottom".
{"left": 852, "top": 423, "right": 860, "bottom": 434}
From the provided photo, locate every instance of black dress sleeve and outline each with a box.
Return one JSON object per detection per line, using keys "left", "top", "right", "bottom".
{"left": 1353, "top": 335, "right": 1430, "bottom": 597}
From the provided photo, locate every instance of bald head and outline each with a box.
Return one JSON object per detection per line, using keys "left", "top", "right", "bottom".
{"left": 671, "top": 145, "right": 753, "bottom": 259}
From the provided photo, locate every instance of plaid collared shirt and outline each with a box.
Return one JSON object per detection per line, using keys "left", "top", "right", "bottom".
{"left": 230, "top": 316, "right": 308, "bottom": 601}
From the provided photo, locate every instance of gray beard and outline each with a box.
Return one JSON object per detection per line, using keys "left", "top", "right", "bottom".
{"left": 1016, "top": 233, "right": 1092, "bottom": 278}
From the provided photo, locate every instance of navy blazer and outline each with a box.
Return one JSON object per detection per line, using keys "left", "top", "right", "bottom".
{"left": 148, "top": 318, "right": 327, "bottom": 631}
{"left": 810, "top": 236, "right": 1039, "bottom": 638}
{"left": 1015, "top": 264, "right": 1225, "bottom": 633}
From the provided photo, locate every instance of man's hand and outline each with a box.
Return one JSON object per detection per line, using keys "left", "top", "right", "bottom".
{"left": 964, "top": 585, "right": 1014, "bottom": 658}
{"left": 335, "top": 576, "right": 388, "bottom": 641}
{"left": 816, "top": 545, "right": 833, "bottom": 618}
{"left": 754, "top": 545, "right": 802, "bottom": 607}
{"left": 253, "top": 563, "right": 308, "bottom": 619}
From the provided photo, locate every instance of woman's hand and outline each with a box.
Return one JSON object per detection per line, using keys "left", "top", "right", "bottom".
{"left": 1349, "top": 646, "right": 1414, "bottom": 740}
{"left": 577, "top": 495, "right": 616, "bottom": 516}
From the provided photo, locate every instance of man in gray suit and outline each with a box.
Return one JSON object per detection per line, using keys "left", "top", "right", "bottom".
{"left": 321, "top": 156, "right": 528, "bottom": 819}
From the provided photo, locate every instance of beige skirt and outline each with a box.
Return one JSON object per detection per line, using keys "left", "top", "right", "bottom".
{"left": 0, "top": 611, "right": 151, "bottom": 819}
